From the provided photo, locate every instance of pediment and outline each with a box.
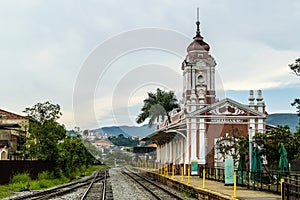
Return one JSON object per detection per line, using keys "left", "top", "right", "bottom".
{"left": 208, "top": 101, "right": 245, "bottom": 115}
{"left": 188, "top": 98, "right": 266, "bottom": 117}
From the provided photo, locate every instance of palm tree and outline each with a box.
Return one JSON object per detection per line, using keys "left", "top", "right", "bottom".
{"left": 289, "top": 58, "right": 300, "bottom": 76}
{"left": 136, "top": 88, "right": 179, "bottom": 127}
{"left": 289, "top": 59, "right": 300, "bottom": 116}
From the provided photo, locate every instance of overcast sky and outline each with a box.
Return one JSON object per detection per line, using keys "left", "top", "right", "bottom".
{"left": 0, "top": 0, "right": 299, "bottom": 129}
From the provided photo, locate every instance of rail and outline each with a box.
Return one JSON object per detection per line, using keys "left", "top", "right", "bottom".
{"left": 282, "top": 178, "right": 300, "bottom": 199}
{"left": 80, "top": 169, "right": 107, "bottom": 200}
{"left": 122, "top": 168, "right": 185, "bottom": 200}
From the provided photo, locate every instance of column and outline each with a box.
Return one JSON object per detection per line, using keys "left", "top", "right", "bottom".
{"left": 191, "top": 118, "right": 197, "bottom": 161}
{"left": 169, "top": 142, "right": 172, "bottom": 163}
{"left": 157, "top": 145, "right": 161, "bottom": 163}
{"left": 199, "top": 118, "right": 206, "bottom": 164}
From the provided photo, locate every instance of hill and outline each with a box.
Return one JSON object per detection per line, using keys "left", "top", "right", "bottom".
{"left": 92, "top": 114, "right": 299, "bottom": 137}
{"left": 93, "top": 124, "right": 155, "bottom": 138}
{"left": 266, "top": 113, "right": 299, "bottom": 132}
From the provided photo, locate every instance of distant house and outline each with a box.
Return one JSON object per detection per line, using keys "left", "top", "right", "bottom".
{"left": 0, "top": 109, "right": 28, "bottom": 160}
{"left": 94, "top": 140, "right": 111, "bottom": 148}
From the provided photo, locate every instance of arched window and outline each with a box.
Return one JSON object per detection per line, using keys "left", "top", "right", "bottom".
{"left": 1, "top": 151, "right": 7, "bottom": 160}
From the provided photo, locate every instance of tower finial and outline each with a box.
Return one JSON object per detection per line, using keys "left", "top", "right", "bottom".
{"left": 196, "top": 8, "right": 201, "bottom": 37}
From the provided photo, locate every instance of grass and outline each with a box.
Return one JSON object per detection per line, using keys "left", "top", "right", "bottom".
{"left": 0, "top": 165, "right": 108, "bottom": 199}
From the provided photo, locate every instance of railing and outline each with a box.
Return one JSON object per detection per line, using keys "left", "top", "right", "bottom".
{"left": 199, "top": 167, "right": 225, "bottom": 182}
{"left": 199, "top": 166, "right": 300, "bottom": 194}
{"left": 282, "top": 178, "right": 300, "bottom": 200}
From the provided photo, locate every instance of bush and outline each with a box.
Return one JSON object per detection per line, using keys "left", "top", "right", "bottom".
{"left": 11, "top": 173, "right": 31, "bottom": 184}
{"left": 10, "top": 173, "right": 31, "bottom": 191}
{"left": 38, "top": 171, "right": 55, "bottom": 180}
{"left": 37, "top": 179, "right": 54, "bottom": 189}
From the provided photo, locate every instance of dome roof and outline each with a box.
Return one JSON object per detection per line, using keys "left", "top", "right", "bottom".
{"left": 187, "top": 21, "right": 210, "bottom": 52}
{"left": 187, "top": 37, "right": 210, "bottom": 52}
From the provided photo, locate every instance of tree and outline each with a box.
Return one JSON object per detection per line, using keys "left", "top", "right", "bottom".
{"left": 253, "top": 126, "right": 295, "bottom": 168}
{"left": 289, "top": 58, "right": 300, "bottom": 76}
{"left": 23, "top": 101, "right": 62, "bottom": 124}
{"left": 292, "top": 121, "right": 300, "bottom": 159}
{"left": 291, "top": 99, "right": 300, "bottom": 116}
{"left": 58, "top": 138, "right": 94, "bottom": 177}
{"left": 23, "top": 102, "right": 66, "bottom": 162}
{"left": 136, "top": 88, "right": 179, "bottom": 127}
{"left": 289, "top": 58, "right": 300, "bottom": 116}
{"left": 216, "top": 126, "right": 248, "bottom": 165}
{"left": 83, "top": 129, "right": 89, "bottom": 136}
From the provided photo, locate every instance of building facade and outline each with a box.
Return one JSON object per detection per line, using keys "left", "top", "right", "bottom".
{"left": 143, "top": 18, "right": 267, "bottom": 174}
{"left": 0, "top": 109, "right": 28, "bottom": 160}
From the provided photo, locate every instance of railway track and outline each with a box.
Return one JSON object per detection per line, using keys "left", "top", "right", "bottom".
{"left": 10, "top": 169, "right": 109, "bottom": 200}
{"left": 80, "top": 170, "right": 113, "bottom": 200}
{"left": 121, "top": 167, "right": 185, "bottom": 200}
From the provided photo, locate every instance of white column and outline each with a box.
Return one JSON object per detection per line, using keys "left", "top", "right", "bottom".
{"left": 157, "top": 145, "right": 160, "bottom": 163}
{"left": 258, "top": 118, "right": 264, "bottom": 133}
{"left": 191, "top": 118, "right": 197, "bottom": 161}
{"left": 211, "top": 67, "right": 215, "bottom": 91}
{"left": 192, "top": 67, "right": 196, "bottom": 90}
{"left": 161, "top": 144, "right": 165, "bottom": 163}
{"left": 176, "top": 139, "right": 179, "bottom": 164}
{"left": 186, "top": 66, "right": 191, "bottom": 91}
{"left": 249, "top": 119, "right": 255, "bottom": 138}
{"left": 199, "top": 118, "right": 206, "bottom": 164}
{"left": 169, "top": 142, "right": 172, "bottom": 163}
{"left": 186, "top": 119, "right": 191, "bottom": 164}
{"left": 180, "top": 138, "right": 184, "bottom": 164}
{"left": 173, "top": 140, "right": 177, "bottom": 164}
{"left": 165, "top": 143, "right": 168, "bottom": 163}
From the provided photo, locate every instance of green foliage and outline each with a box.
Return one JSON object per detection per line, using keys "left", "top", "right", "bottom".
{"left": 291, "top": 98, "right": 300, "bottom": 116}
{"left": 108, "top": 134, "right": 139, "bottom": 146}
{"left": 23, "top": 101, "right": 96, "bottom": 179}
{"left": 85, "top": 165, "right": 108, "bottom": 176}
{"left": 23, "top": 102, "right": 66, "bottom": 162}
{"left": 252, "top": 125, "right": 300, "bottom": 169}
{"left": 136, "top": 88, "right": 179, "bottom": 127}
{"left": 292, "top": 121, "right": 300, "bottom": 159}
{"left": 289, "top": 58, "right": 300, "bottom": 116}
{"left": 24, "top": 101, "right": 62, "bottom": 123}
{"left": 83, "top": 140, "right": 102, "bottom": 158}
{"left": 11, "top": 173, "right": 31, "bottom": 184}
{"left": 38, "top": 171, "right": 55, "bottom": 180}
{"left": 216, "top": 126, "right": 248, "bottom": 164}
{"left": 10, "top": 173, "right": 31, "bottom": 191}
{"left": 0, "top": 185, "right": 13, "bottom": 199}
{"left": 57, "top": 138, "right": 95, "bottom": 178}
{"left": 0, "top": 165, "right": 107, "bottom": 199}
{"left": 103, "top": 151, "right": 132, "bottom": 166}
{"left": 289, "top": 58, "right": 300, "bottom": 76}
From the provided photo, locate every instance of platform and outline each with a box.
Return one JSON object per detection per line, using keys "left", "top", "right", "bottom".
{"left": 139, "top": 168, "right": 281, "bottom": 200}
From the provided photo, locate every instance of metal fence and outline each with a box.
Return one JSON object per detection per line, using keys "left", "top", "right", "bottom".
{"left": 199, "top": 166, "right": 300, "bottom": 195}
{"left": 282, "top": 178, "right": 300, "bottom": 200}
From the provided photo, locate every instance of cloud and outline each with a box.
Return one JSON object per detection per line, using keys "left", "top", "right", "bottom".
{"left": 0, "top": 0, "right": 299, "bottom": 129}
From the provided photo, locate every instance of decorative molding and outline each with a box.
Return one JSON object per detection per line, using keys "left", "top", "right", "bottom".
{"left": 209, "top": 102, "right": 245, "bottom": 115}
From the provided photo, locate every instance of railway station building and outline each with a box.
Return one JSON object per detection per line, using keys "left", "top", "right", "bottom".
{"left": 0, "top": 109, "right": 28, "bottom": 160}
{"left": 143, "top": 19, "right": 267, "bottom": 174}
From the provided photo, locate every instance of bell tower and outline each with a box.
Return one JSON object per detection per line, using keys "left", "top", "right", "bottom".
{"left": 182, "top": 11, "right": 217, "bottom": 108}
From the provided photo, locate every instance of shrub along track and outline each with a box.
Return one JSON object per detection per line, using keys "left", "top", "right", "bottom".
{"left": 121, "top": 167, "right": 185, "bottom": 200}
{"left": 10, "top": 169, "right": 110, "bottom": 200}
